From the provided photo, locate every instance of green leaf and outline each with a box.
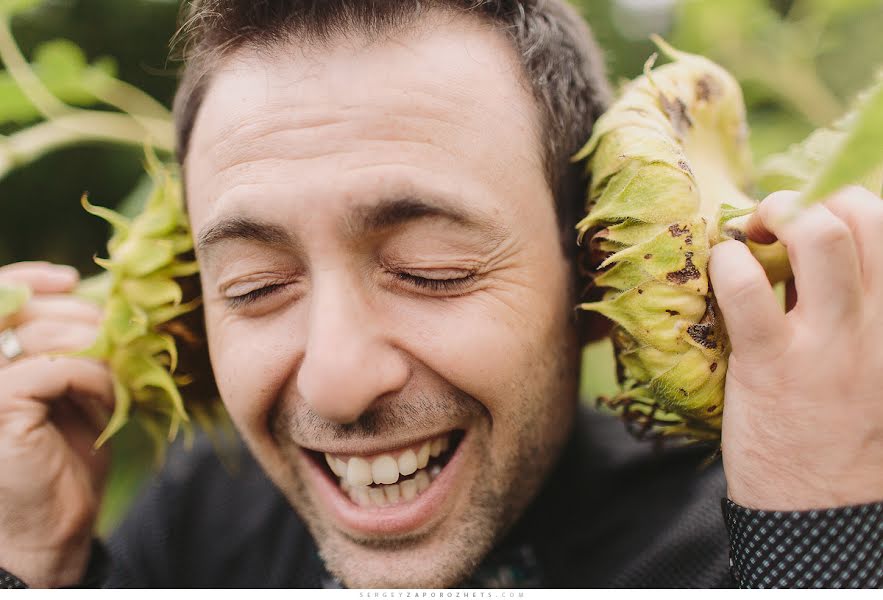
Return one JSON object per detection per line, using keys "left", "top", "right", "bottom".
{"left": 718, "top": 204, "right": 756, "bottom": 228}
{"left": 799, "top": 77, "right": 883, "bottom": 205}
{"left": 0, "top": 282, "right": 29, "bottom": 318}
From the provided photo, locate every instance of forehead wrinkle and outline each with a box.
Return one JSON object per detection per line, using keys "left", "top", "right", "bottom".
{"left": 210, "top": 137, "right": 458, "bottom": 184}
{"left": 206, "top": 103, "right": 472, "bottom": 179}
{"left": 198, "top": 46, "right": 520, "bottom": 175}
{"left": 206, "top": 97, "right": 357, "bottom": 147}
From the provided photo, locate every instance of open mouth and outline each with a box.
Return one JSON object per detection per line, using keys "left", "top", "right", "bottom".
{"left": 308, "top": 430, "right": 465, "bottom": 508}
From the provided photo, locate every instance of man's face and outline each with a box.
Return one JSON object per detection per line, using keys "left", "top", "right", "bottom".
{"left": 185, "top": 14, "right": 579, "bottom": 588}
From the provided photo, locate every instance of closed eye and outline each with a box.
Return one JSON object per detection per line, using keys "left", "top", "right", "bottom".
{"left": 227, "top": 283, "right": 288, "bottom": 309}
{"left": 393, "top": 272, "right": 476, "bottom": 295}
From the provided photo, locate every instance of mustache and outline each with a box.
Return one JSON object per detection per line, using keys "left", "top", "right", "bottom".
{"left": 270, "top": 387, "right": 485, "bottom": 444}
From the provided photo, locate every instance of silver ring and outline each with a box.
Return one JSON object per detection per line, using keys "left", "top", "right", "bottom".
{"left": 0, "top": 328, "right": 23, "bottom": 361}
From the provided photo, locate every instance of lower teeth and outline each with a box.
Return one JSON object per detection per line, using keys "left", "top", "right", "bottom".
{"left": 344, "top": 462, "right": 443, "bottom": 508}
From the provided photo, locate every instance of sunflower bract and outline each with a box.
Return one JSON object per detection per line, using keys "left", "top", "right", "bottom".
{"left": 78, "top": 152, "right": 205, "bottom": 451}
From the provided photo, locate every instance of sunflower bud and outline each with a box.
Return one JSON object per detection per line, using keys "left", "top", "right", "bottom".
{"left": 575, "top": 38, "right": 791, "bottom": 442}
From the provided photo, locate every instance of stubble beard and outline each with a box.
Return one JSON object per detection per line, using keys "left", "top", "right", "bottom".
{"left": 264, "top": 347, "right": 577, "bottom": 588}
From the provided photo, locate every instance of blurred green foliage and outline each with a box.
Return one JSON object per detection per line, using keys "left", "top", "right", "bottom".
{"left": 0, "top": 39, "right": 116, "bottom": 121}
{"left": 0, "top": 0, "right": 179, "bottom": 271}
{"left": 0, "top": 0, "right": 881, "bottom": 533}
{"left": 670, "top": 0, "right": 883, "bottom": 157}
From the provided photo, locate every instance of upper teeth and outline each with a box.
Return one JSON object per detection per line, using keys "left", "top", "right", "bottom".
{"left": 324, "top": 433, "right": 451, "bottom": 488}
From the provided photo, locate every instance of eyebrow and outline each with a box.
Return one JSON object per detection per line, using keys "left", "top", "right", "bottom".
{"left": 195, "top": 196, "right": 505, "bottom": 256}
{"left": 196, "top": 216, "right": 294, "bottom": 255}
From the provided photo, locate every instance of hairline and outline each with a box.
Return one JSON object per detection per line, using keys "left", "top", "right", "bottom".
{"left": 177, "top": 6, "right": 552, "bottom": 181}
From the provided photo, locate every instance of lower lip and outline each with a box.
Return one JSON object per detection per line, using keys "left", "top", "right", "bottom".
{"left": 302, "top": 431, "right": 469, "bottom": 536}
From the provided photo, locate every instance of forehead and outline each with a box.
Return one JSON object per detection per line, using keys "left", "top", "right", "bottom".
{"left": 185, "top": 13, "right": 547, "bottom": 227}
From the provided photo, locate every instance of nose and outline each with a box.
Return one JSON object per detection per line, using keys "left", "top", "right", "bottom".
{"left": 296, "top": 273, "right": 409, "bottom": 424}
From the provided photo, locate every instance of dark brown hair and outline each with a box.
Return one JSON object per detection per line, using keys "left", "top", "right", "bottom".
{"left": 171, "top": 0, "right": 611, "bottom": 260}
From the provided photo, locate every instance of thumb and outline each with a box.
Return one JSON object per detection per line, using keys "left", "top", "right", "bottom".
{"left": 709, "top": 240, "right": 788, "bottom": 360}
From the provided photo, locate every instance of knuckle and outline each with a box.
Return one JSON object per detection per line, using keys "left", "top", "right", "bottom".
{"left": 866, "top": 206, "right": 883, "bottom": 232}
{"left": 825, "top": 185, "right": 883, "bottom": 215}
{"left": 837, "top": 184, "right": 880, "bottom": 202}
{"left": 791, "top": 205, "right": 852, "bottom": 246}
{"left": 808, "top": 218, "right": 852, "bottom": 248}
{"left": 15, "top": 319, "right": 43, "bottom": 342}
{"left": 57, "top": 326, "right": 96, "bottom": 352}
{"left": 1, "top": 355, "right": 52, "bottom": 394}
{"left": 20, "top": 296, "right": 101, "bottom": 325}
{"left": 14, "top": 321, "right": 95, "bottom": 354}
{"left": 74, "top": 298, "right": 104, "bottom": 320}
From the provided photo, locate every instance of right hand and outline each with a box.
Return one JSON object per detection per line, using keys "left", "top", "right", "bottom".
{"left": 0, "top": 262, "right": 113, "bottom": 588}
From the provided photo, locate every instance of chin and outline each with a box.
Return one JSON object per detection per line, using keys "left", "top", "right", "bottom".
{"left": 319, "top": 531, "right": 484, "bottom": 588}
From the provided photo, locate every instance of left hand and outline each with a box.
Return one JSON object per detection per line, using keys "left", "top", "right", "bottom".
{"left": 709, "top": 186, "right": 883, "bottom": 511}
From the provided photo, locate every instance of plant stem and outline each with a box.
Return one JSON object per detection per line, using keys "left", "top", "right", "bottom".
{"left": 0, "top": 112, "right": 174, "bottom": 180}
{"left": 0, "top": 16, "right": 71, "bottom": 119}
{"left": 89, "top": 72, "right": 172, "bottom": 121}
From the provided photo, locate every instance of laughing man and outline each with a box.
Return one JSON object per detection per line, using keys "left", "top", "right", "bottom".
{"left": 0, "top": 0, "right": 881, "bottom": 589}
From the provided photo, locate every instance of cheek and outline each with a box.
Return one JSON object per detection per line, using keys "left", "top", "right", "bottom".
{"left": 204, "top": 302, "right": 303, "bottom": 435}
{"left": 393, "top": 266, "right": 573, "bottom": 418}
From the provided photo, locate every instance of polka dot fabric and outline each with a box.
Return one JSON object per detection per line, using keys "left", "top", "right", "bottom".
{"left": 0, "top": 569, "right": 27, "bottom": 589}
{"left": 723, "top": 499, "right": 883, "bottom": 588}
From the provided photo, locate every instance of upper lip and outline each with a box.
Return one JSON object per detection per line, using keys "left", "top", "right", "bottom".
{"left": 299, "top": 428, "right": 460, "bottom": 457}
